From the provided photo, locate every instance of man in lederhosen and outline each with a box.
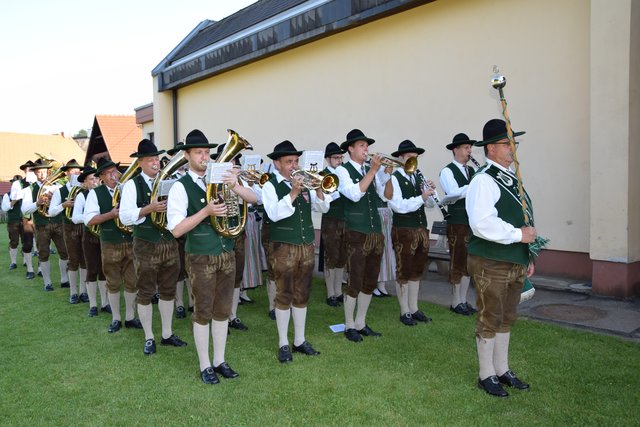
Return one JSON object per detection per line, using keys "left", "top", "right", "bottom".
{"left": 72, "top": 166, "right": 109, "bottom": 317}
{"left": 320, "top": 142, "right": 347, "bottom": 307}
{"left": 334, "top": 129, "right": 388, "bottom": 342}
{"left": 21, "top": 158, "right": 70, "bottom": 291}
{"left": 120, "top": 139, "right": 187, "bottom": 355}
{"left": 467, "top": 119, "right": 536, "bottom": 397}
{"left": 49, "top": 159, "right": 87, "bottom": 304}
{"left": 385, "top": 140, "right": 436, "bottom": 326}
{"left": 167, "top": 129, "right": 257, "bottom": 384}
{"left": 84, "top": 158, "right": 142, "bottom": 333}
{"left": 262, "top": 141, "right": 328, "bottom": 362}
{"left": 7, "top": 160, "right": 36, "bottom": 277}
{"left": 439, "top": 133, "right": 478, "bottom": 316}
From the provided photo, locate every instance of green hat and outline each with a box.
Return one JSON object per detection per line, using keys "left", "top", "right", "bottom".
{"left": 475, "top": 119, "right": 525, "bottom": 147}
{"left": 31, "top": 158, "right": 52, "bottom": 170}
{"left": 19, "top": 160, "right": 35, "bottom": 171}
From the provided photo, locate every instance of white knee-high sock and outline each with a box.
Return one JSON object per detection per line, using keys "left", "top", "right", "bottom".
{"left": 333, "top": 267, "right": 344, "bottom": 297}
{"left": 23, "top": 252, "right": 33, "bottom": 273}
{"left": 407, "top": 280, "right": 421, "bottom": 313}
{"left": 98, "top": 280, "right": 108, "bottom": 307}
{"left": 193, "top": 322, "right": 211, "bottom": 371}
{"left": 460, "top": 276, "right": 471, "bottom": 304}
{"left": 267, "top": 280, "right": 277, "bottom": 311}
{"left": 324, "top": 269, "right": 335, "bottom": 298}
{"left": 354, "top": 292, "right": 373, "bottom": 330}
{"left": 138, "top": 303, "right": 154, "bottom": 340}
{"left": 211, "top": 320, "right": 228, "bottom": 368}
{"left": 108, "top": 291, "right": 121, "bottom": 322}
{"left": 40, "top": 260, "right": 52, "bottom": 285}
{"left": 477, "top": 336, "right": 496, "bottom": 380}
{"left": 493, "top": 332, "right": 511, "bottom": 377}
{"left": 377, "top": 281, "right": 388, "bottom": 293}
{"left": 124, "top": 291, "right": 137, "bottom": 321}
{"left": 79, "top": 268, "right": 87, "bottom": 294}
{"left": 229, "top": 288, "right": 240, "bottom": 321}
{"left": 9, "top": 248, "right": 17, "bottom": 264}
{"left": 158, "top": 299, "right": 174, "bottom": 339}
{"left": 59, "top": 259, "right": 69, "bottom": 283}
{"left": 175, "top": 280, "right": 185, "bottom": 308}
{"left": 275, "top": 308, "right": 290, "bottom": 347}
{"left": 68, "top": 270, "right": 78, "bottom": 296}
{"left": 86, "top": 281, "right": 97, "bottom": 308}
{"left": 452, "top": 284, "right": 462, "bottom": 307}
{"left": 395, "top": 282, "right": 410, "bottom": 315}
{"left": 344, "top": 295, "right": 357, "bottom": 329}
{"left": 291, "top": 306, "right": 307, "bottom": 347}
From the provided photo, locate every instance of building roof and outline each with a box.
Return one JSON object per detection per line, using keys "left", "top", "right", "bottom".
{"left": 85, "top": 115, "right": 142, "bottom": 165}
{"left": 0, "top": 132, "right": 86, "bottom": 182}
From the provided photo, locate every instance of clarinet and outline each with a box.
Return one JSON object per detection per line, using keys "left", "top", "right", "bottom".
{"left": 469, "top": 155, "right": 481, "bottom": 168}
{"left": 415, "top": 169, "right": 450, "bottom": 220}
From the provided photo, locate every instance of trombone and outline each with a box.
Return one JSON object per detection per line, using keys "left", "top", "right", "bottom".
{"left": 368, "top": 153, "right": 417, "bottom": 174}
{"left": 291, "top": 164, "right": 339, "bottom": 194}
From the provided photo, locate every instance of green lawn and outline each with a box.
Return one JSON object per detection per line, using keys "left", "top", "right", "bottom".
{"left": 0, "top": 224, "right": 638, "bottom": 426}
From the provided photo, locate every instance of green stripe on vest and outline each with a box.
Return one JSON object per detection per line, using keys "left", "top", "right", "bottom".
{"left": 445, "top": 162, "right": 475, "bottom": 225}
{"left": 391, "top": 171, "right": 427, "bottom": 228}
{"left": 342, "top": 163, "right": 381, "bottom": 234}
{"left": 131, "top": 175, "right": 174, "bottom": 242}
{"left": 268, "top": 176, "right": 314, "bottom": 245}
{"left": 95, "top": 185, "right": 132, "bottom": 244}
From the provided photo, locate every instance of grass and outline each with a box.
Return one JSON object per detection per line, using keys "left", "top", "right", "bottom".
{"left": 0, "top": 223, "right": 639, "bottom": 426}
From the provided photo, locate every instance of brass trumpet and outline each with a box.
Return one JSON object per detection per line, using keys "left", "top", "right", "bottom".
{"left": 291, "top": 164, "right": 339, "bottom": 194}
{"left": 368, "top": 153, "right": 417, "bottom": 174}
{"left": 237, "top": 164, "right": 270, "bottom": 187}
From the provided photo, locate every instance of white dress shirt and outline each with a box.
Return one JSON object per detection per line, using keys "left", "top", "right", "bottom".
{"left": 466, "top": 159, "right": 522, "bottom": 245}
{"left": 439, "top": 159, "right": 474, "bottom": 204}
{"left": 387, "top": 169, "right": 436, "bottom": 214}
{"left": 71, "top": 192, "right": 87, "bottom": 225}
{"left": 20, "top": 182, "right": 41, "bottom": 216}
{"left": 10, "top": 180, "right": 24, "bottom": 201}
{"left": 1, "top": 193, "right": 11, "bottom": 212}
{"left": 84, "top": 185, "right": 115, "bottom": 226}
{"left": 119, "top": 171, "right": 155, "bottom": 226}
{"left": 335, "top": 159, "right": 388, "bottom": 203}
{"left": 48, "top": 181, "right": 73, "bottom": 217}
{"left": 324, "top": 165, "right": 342, "bottom": 204}
{"left": 166, "top": 170, "right": 206, "bottom": 232}
{"left": 261, "top": 169, "right": 330, "bottom": 222}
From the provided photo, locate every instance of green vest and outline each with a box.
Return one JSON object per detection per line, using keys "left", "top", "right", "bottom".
{"left": 322, "top": 167, "right": 344, "bottom": 219}
{"left": 268, "top": 176, "right": 315, "bottom": 245}
{"left": 391, "top": 171, "right": 428, "bottom": 228}
{"left": 131, "top": 175, "right": 174, "bottom": 243}
{"left": 95, "top": 185, "right": 132, "bottom": 244}
{"left": 467, "top": 165, "right": 532, "bottom": 266}
{"left": 445, "top": 162, "right": 475, "bottom": 225}
{"left": 180, "top": 174, "right": 233, "bottom": 255}
{"left": 31, "top": 183, "right": 63, "bottom": 226}
{"left": 59, "top": 185, "right": 72, "bottom": 224}
{"left": 342, "top": 162, "right": 382, "bottom": 234}
{"left": 7, "top": 180, "right": 28, "bottom": 223}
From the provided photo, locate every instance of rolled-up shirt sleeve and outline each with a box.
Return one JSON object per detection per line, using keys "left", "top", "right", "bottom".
{"left": 262, "top": 181, "right": 295, "bottom": 222}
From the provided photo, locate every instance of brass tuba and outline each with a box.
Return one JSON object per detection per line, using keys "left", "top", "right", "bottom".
{"left": 150, "top": 150, "right": 187, "bottom": 229}
{"left": 35, "top": 154, "right": 66, "bottom": 217}
{"left": 112, "top": 159, "right": 141, "bottom": 234}
{"left": 205, "top": 129, "right": 252, "bottom": 238}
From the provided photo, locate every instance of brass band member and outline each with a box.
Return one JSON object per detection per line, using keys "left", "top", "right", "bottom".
{"left": 72, "top": 167, "right": 109, "bottom": 317}
{"left": 21, "top": 158, "right": 69, "bottom": 291}
{"left": 385, "top": 140, "right": 435, "bottom": 326}
{"left": 262, "top": 141, "right": 329, "bottom": 362}
{"left": 320, "top": 142, "right": 347, "bottom": 307}
{"left": 334, "top": 129, "right": 388, "bottom": 342}
{"left": 49, "top": 159, "right": 87, "bottom": 304}
{"left": 439, "top": 133, "right": 478, "bottom": 315}
{"left": 467, "top": 119, "right": 535, "bottom": 397}
{"left": 84, "top": 158, "right": 141, "bottom": 333}
{"left": 120, "top": 139, "right": 187, "bottom": 355}
{"left": 8, "top": 160, "right": 36, "bottom": 277}
{"left": 167, "top": 129, "right": 257, "bottom": 384}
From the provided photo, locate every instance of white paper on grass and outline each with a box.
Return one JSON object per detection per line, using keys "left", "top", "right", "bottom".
{"left": 329, "top": 323, "right": 346, "bottom": 333}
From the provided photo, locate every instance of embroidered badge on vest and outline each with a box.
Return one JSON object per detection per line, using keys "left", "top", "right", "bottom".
{"left": 496, "top": 170, "right": 513, "bottom": 187}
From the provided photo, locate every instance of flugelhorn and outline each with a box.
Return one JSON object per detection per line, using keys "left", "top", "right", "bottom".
{"left": 205, "top": 129, "right": 252, "bottom": 238}
{"left": 369, "top": 153, "right": 417, "bottom": 174}
{"left": 150, "top": 151, "right": 187, "bottom": 229}
{"left": 112, "top": 159, "right": 141, "bottom": 233}
{"left": 291, "top": 164, "right": 338, "bottom": 194}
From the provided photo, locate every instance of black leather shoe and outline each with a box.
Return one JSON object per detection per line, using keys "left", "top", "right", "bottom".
{"left": 213, "top": 362, "right": 239, "bottom": 379}
{"left": 229, "top": 318, "right": 248, "bottom": 331}
{"left": 37, "top": 271, "right": 42, "bottom": 277}
{"left": 175, "top": 306, "right": 186, "bottom": 319}
{"left": 79, "top": 293, "right": 89, "bottom": 303}
{"left": 478, "top": 376, "right": 509, "bottom": 397}
{"left": 200, "top": 367, "right": 219, "bottom": 385}
{"left": 44, "top": 284, "right": 54, "bottom": 292}
{"left": 125, "top": 318, "right": 143, "bottom": 329}
{"left": 151, "top": 293, "right": 160, "bottom": 304}
{"left": 26, "top": 272, "right": 35, "bottom": 280}
{"left": 412, "top": 310, "right": 432, "bottom": 323}
{"left": 69, "top": 294, "right": 79, "bottom": 304}
{"left": 293, "top": 341, "right": 320, "bottom": 356}
{"left": 498, "top": 370, "right": 530, "bottom": 390}
{"left": 9, "top": 263, "right": 17, "bottom": 270}
{"left": 326, "top": 296, "right": 340, "bottom": 307}
{"left": 108, "top": 320, "right": 122, "bottom": 333}
{"left": 60, "top": 281, "right": 70, "bottom": 288}
{"left": 464, "top": 303, "right": 478, "bottom": 314}
{"left": 344, "top": 328, "right": 363, "bottom": 342}
{"left": 372, "top": 289, "right": 384, "bottom": 298}
{"left": 450, "top": 303, "right": 471, "bottom": 316}
{"left": 101, "top": 304, "right": 112, "bottom": 314}
{"left": 357, "top": 325, "right": 382, "bottom": 337}
{"left": 188, "top": 306, "right": 194, "bottom": 312}
{"left": 336, "top": 294, "right": 344, "bottom": 303}
{"left": 143, "top": 339, "right": 156, "bottom": 355}
{"left": 161, "top": 334, "right": 187, "bottom": 347}
{"left": 88, "top": 307, "right": 98, "bottom": 317}
{"left": 268, "top": 309, "right": 276, "bottom": 321}
{"left": 400, "top": 313, "right": 417, "bottom": 326}
{"left": 278, "top": 345, "right": 293, "bottom": 363}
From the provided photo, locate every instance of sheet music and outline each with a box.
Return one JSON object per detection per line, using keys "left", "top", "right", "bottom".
{"left": 158, "top": 179, "right": 177, "bottom": 197}
{"left": 206, "top": 162, "right": 233, "bottom": 184}
{"left": 301, "top": 150, "right": 324, "bottom": 171}
{"left": 69, "top": 175, "right": 79, "bottom": 187}
{"left": 242, "top": 154, "right": 262, "bottom": 171}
